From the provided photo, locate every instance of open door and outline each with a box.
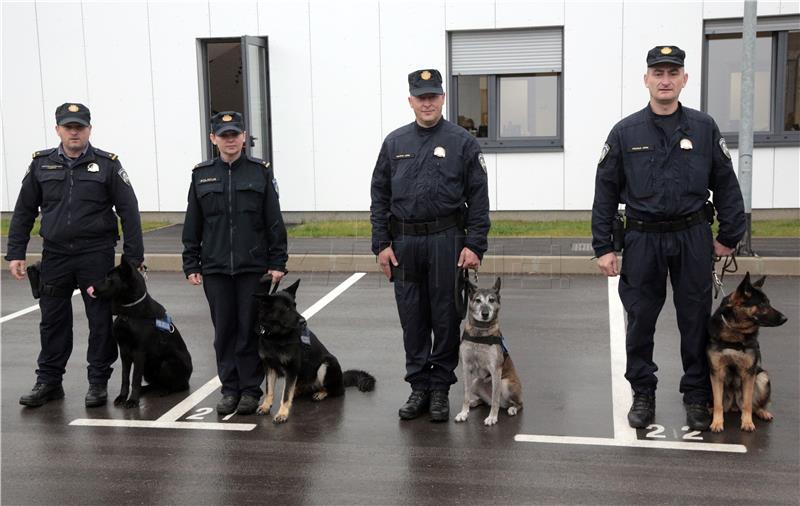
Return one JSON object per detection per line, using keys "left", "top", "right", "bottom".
{"left": 241, "top": 36, "right": 271, "bottom": 161}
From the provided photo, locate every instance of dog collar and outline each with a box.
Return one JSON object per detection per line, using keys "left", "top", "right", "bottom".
{"left": 121, "top": 292, "right": 148, "bottom": 308}
{"left": 461, "top": 330, "right": 509, "bottom": 354}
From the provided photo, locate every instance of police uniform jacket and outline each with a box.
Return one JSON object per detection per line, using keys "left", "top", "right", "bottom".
{"left": 5, "top": 143, "right": 144, "bottom": 264}
{"left": 370, "top": 118, "right": 490, "bottom": 257}
{"left": 182, "top": 154, "right": 288, "bottom": 276}
{"left": 592, "top": 104, "right": 746, "bottom": 257}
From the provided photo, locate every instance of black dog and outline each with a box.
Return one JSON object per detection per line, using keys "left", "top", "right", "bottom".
{"left": 88, "top": 261, "right": 192, "bottom": 408}
{"left": 708, "top": 272, "right": 787, "bottom": 432}
{"left": 253, "top": 278, "right": 375, "bottom": 423}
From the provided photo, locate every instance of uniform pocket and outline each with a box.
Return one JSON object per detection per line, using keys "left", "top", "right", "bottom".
{"left": 234, "top": 181, "right": 265, "bottom": 213}
{"left": 686, "top": 153, "right": 711, "bottom": 196}
{"left": 197, "top": 182, "right": 224, "bottom": 216}
{"left": 623, "top": 152, "right": 655, "bottom": 198}
{"left": 76, "top": 172, "right": 108, "bottom": 203}
{"left": 37, "top": 170, "right": 66, "bottom": 202}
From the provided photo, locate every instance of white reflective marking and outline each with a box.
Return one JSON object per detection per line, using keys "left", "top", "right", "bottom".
{"left": 69, "top": 419, "right": 255, "bottom": 431}
{"left": 223, "top": 412, "right": 236, "bottom": 421}
{"left": 608, "top": 276, "right": 636, "bottom": 441}
{"left": 514, "top": 435, "right": 746, "bottom": 453}
{"left": 301, "top": 273, "right": 366, "bottom": 320}
{"left": 0, "top": 289, "right": 80, "bottom": 323}
{"left": 157, "top": 376, "right": 221, "bottom": 422}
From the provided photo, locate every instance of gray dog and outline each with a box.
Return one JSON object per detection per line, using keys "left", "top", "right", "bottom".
{"left": 455, "top": 277, "right": 523, "bottom": 426}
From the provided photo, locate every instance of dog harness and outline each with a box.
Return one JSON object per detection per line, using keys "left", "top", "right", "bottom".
{"left": 461, "top": 330, "right": 509, "bottom": 354}
{"left": 155, "top": 314, "right": 174, "bottom": 333}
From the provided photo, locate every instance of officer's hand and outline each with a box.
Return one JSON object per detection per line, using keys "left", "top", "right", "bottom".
{"left": 377, "top": 246, "right": 398, "bottom": 280}
{"left": 187, "top": 273, "right": 203, "bottom": 285}
{"left": 713, "top": 239, "right": 734, "bottom": 258}
{"left": 268, "top": 270, "right": 285, "bottom": 284}
{"left": 596, "top": 252, "right": 619, "bottom": 277}
{"left": 9, "top": 260, "right": 26, "bottom": 281}
{"left": 458, "top": 247, "right": 480, "bottom": 269}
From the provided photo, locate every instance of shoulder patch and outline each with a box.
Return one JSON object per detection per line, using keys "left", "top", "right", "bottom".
{"left": 598, "top": 143, "right": 610, "bottom": 164}
{"left": 117, "top": 167, "right": 131, "bottom": 186}
{"left": 477, "top": 153, "right": 487, "bottom": 174}
{"left": 193, "top": 159, "right": 215, "bottom": 170}
{"left": 719, "top": 138, "right": 731, "bottom": 160}
{"left": 32, "top": 148, "right": 56, "bottom": 159}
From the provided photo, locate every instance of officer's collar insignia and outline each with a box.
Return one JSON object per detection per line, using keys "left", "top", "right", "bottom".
{"left": 478, "top": 153, "right": 487, "bottom": 174}
{"left": 661, "top": 47, "right": 672, "bottom": 55}
{"left": 433, "top": 146, "right": 446, "bottom": 158}
{"left": 599, "top": 143, "right": 610, "bottom": 164}
{"left": 199, "top": 177, "right": 219, "bottom": 184}
{"left": 87, "top": 162, "right": 100, "bottom": 172}
{"left": 393, "top": 153, "right": 415, "bottom": 159}
{"left": 680, "top": 138, "right": 693, "bottom": 150}
{"left": 421, "top": 70, "right": 431, "bottom": 80}
{"left": 222, "top": 114, "right": 233, "bottom": 122}
{"left": 117, "top": 167, "right": 131, "bottom": 186}
{"left": 719, "top": 138, "right": 731, "bottom": 159}
{"left": 68, "top": 104, "right": 80, "bottom": 112}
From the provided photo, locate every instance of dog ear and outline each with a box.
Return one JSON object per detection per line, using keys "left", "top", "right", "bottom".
{"left": 752, "top": 275, "right": 766, "bottom": 289}
{"left": 493, "top": 277, "right": 501, "bottom": 293}
{"left": 284, "top": 279, "right": 301, "bottom": 298}
{"left": 733, "top": 272, "right": 753, "bottom": 300}
{"left": 466, "top": 277, "right": 477, "bottom": 296}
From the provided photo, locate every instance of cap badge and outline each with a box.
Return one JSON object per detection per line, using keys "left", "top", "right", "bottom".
{"left": 87, "top": 163, "right": 100, "bottom": 172}
{"left": 222, "top": 114, "right": 233, "bottom": 122}
{"left": 68, "top": 104, "right": 80, "bottom": 112}
{"left": 660, "top": 47, "right": 672, "bottom": 55}
{"left": 433, "top": 146, "right": 446, "bottom": 158}
{"left": 680, "top": 138, "right": 693, "bottom": 150}
{"left": 421, "top": 70, "right": 431, "bottom": 81}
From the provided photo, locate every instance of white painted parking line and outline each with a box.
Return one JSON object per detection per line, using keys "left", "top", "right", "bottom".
{"left": 70, "top": 273, "right": 367, "bottom": 431}
{"left": 0, "top": 289, "right": 80, "bottom": 323}
{"left": 515, "top": 276, "right": 747, "bottom": 454}
{"left": 514, "top": 435, "right": 747, "bottom": 453}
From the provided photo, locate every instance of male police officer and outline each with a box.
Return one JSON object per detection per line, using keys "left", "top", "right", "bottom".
{"left": 592, "top": 46, "right": 745, "bottom": 431}
{"left": 182, "top": 111, "right": 288, "bottom": 415}
{"left": 6, "top": 102, "right": 144, "bottom": 408}
{"left": 370, "top": 69, "right": 490, "bottom": 422}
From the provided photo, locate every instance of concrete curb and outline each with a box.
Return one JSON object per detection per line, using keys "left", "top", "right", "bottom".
{"left": 4, "top": 254, "right": 799, "bottom": 276}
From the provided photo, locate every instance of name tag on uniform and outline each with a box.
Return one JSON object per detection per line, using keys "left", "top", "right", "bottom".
{"left": 626, "top": 145, "right": 653, "bottom": 153}
{"left": 393, "top": 153, "right": 415, "bottom": 160}
{"left": 41, "top": 164, "right": 63, "bottom": 170}
{"left": 198, "top": 177, "right": 219, "bottom": 184}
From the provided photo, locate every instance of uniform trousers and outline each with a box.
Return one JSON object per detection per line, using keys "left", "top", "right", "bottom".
{"left": 618, "top": 223, "right": 714, "bottom": 404}
{"left": 37, "top": 248, "right": 116, "bottom": 385}
{"left": 392, "top": 226, "right": 463, "bottom": 391}
{"left": 202, "top": 273, "right": 264, "bottom": 398}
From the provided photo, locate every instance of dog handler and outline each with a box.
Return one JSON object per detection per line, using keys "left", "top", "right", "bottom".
{"left": 370, "top": 69, "right": 490, "bottom": 422}
{"left": 6, "top": 102, "right": 144, "bottom": 408}
{"left": 182, "top": 111, "right": 288, "bottom": 416}
{"left": 591, "top": 46, "right": 745, "bottom": 431}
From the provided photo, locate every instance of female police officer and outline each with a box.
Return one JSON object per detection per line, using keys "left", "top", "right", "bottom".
{"left": 182, "top": 111, "right": 288, "bottom": 415}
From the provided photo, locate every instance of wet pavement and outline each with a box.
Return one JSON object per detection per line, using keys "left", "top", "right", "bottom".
{"left": 1, "top": 270, "right": 798, "bottom": 505}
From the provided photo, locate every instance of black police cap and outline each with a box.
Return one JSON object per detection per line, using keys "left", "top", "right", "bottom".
{"left": 647, "top": 45, "right": 685, "bottom": 67}
{"left": 211, "top": 111, "right": 244, "bottom": 135}
{"left": 408, "top": 69, "right": 444, "bottom": 96}
{"left": 55, "top": 102, "right": 91, "bottom": 126}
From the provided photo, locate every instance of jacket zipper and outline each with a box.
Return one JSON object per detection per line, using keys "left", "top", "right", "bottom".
{"left": 228, "top": 165, "right": 234, "bottom": 275}
{"left": 68, "top": 166, "right": 74, "bottom": 249}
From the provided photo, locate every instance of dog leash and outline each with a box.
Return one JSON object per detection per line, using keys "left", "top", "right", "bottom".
{"left": 455, "top": 268, "right": 479, "bottom": 320}
{"left": 712, "top": 252, "right": 738, "bottom": 299}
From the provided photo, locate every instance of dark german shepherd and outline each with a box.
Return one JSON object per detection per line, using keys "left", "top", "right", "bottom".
{"left": 253, "top": 278, "right": 375, "bottom": 424}
{"left": 707, "top": 272, "right": 787, "bottom": 432}
{"left": 88, "top": 261, "right": 193, "bottom": 408}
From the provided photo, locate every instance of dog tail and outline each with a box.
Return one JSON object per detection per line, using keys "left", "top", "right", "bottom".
{"left": 343, "top": 370, "right": 376, "bottom": 392}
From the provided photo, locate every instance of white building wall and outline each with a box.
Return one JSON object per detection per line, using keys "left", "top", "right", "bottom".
{"left": 1, "top": 0, "right": 798, "bottom": 213}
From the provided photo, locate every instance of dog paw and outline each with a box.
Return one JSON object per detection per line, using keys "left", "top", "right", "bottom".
{"left": 740, "top": 420, "right": 756, "bottom": 432}
{"left": 483, "top": 415, "right": 498, "bottom": 426}
{"left": 507, "top": 407, "right": 518, "bottom": 416}
{"left": 755, "top": 409, "right": 773, "bottom": 421}
{"left": 709, "top": 420, "right": 724, "bottom": 433}
{"left": 123, "top": 399, "right": 139, "bottom": 409}
{"left": 113, "top": 395, "right": 127, "bottom": 406}
{"left": 273, "top": 414, "right": 288, "bottom": 424}
{"left": 256, "top": 406, "right": 270, "bottom": 416}
{"left": 454, "top": 411, "right": 469, "bottom": 422}
{"left": 312, "top": 391, "right": 328, "bottom": 401}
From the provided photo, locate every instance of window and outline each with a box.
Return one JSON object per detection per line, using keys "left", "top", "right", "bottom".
{"left": 703, "top": 16, "right": 800, "bottom": 147}
{"left": 449, "top": 28, "right": 563, "bottom": 152}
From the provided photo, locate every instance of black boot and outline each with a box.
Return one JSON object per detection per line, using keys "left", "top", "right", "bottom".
{"left": 685, "top": 402, "right": 711, "bottom": 431}
{"left": 216, "top": 394, "right": 240, "bottom": 415}
{"left": 429, "top": 390, "right": 450, "bottom": 423}
{"left": 398, "top": 390, "right": 429, "bottom": 420}
{"left": 236, "top": 395, "right": 260, "bottom": 415}
{"left": 85, "top": 384, "right": 108, "bottom": 408}
{"left": 19, "top": 383, "right": 65, "bottom": 407}
{"left": 627, "top": 392, "right": 655, "bottom": 428}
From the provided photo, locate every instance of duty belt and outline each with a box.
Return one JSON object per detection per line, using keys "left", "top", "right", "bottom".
{"left": 625, "top": 208, "right": 709, "bottom": 233}
{"left": 389, "top": 213, "right": 461, "bottom": 236}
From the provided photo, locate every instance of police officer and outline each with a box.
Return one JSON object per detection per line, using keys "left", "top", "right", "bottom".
{"left": 6, "top": 102, "right": 144, "bottom": 408}
{"left": 591, "top": 46, "right": 746, "bottom": 431}
{"left": 182, "top": 111, "right": 288, "bottom": 416}
{"left": 370, "top": 69, "right": 490, "bottom": 422}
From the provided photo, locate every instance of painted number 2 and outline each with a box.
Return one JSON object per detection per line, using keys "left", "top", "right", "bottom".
{"left": 645, "top": 424, "right": 703, "bottom": 441}
{"left": 186, "top": 407, "right": 214, "bottom": 420}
